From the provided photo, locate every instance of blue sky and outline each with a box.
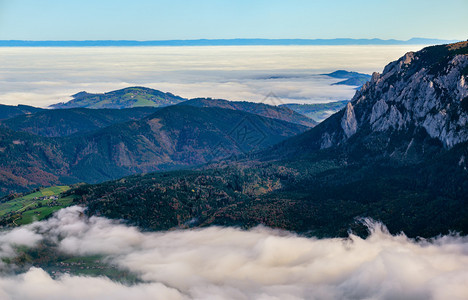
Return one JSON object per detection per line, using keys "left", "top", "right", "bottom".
{"left": 0, "top": 0, "right": 466, "bottom": 40}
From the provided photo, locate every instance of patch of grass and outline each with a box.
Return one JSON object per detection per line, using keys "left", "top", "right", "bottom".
{"left": 0, "top": 186, "right": 73, "bottom": 226}
{"left": 15, "top": 196, "right": 74, "bottom": 225}
{"left": 132, "top": 96, "right": 160, "bottom": 107}
{"left": 11, "top": 186, "right": 70, "bottom": 203}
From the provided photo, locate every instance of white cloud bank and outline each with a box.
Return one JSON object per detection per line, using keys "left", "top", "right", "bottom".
{"left": 0, "top": 206, "right": 467, "bottom": 300}
{"left": 0, "top": 45, "right": 426, "bottom": 107}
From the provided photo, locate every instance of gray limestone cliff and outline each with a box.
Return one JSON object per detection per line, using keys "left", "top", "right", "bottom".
{"left": 319, "top": 41, "right": 468, "bottom": 150}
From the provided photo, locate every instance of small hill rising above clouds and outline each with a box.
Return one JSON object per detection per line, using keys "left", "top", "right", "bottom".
{"left": 322, "top": 70, "right": 372, "bottom": 87}
{"left": 49, "top": 87, "right": 186, "bottom": 109}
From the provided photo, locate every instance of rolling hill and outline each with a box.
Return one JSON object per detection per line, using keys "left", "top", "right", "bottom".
{"left": 49, "top": 87, "right": 186, "bottom": 109}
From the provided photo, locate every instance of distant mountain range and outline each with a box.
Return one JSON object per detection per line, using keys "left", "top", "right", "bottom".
{"left": 0, "top": 38, "right": 460, "bottom": 47}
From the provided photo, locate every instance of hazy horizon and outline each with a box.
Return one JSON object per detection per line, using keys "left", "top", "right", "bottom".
{"left": 0, "top": 37, "right": 458, "bottom": 43}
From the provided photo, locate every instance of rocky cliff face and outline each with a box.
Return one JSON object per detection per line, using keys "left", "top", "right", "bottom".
{"left": 320, "top": 41, "right": 468, "bottom": 150}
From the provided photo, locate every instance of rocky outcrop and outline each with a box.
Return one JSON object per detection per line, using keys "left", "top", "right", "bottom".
{"left": 341, "top": 102, "right": 358, "bottom": 138}
{"left": 320, "top": 41, "right": 468, "bottom": 149}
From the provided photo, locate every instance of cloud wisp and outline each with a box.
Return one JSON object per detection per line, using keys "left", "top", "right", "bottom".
{"left": 0, "top": 206, "right": 467, "bottom": 299}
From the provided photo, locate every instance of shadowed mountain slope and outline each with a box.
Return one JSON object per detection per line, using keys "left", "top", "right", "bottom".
{"left": 0, "top": 104, "right": 44, "bottom": 120}
{"left": 0, "top": 105, "right": 307, "bottom": 194}
{"left": 180, "top": 98, "right": 317, "bottom": 127}
{"left": 1, "top": 107, "right": 160, "bottom": 137}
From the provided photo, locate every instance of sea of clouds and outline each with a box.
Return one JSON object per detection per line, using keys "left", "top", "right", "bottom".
{"left": 0, "top": 206, "right": 467, "bottom": 300}
{"left": 0, "top": 45, "right": 425, "bottom": 107}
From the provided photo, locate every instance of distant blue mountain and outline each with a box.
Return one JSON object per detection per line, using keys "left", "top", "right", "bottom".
{"left": 322, "top": 70, "right": 370, "bottom": 79}
{"left": 0, "top": 38, "right": 460, "bottom": 47}
{"left": 322, "top": 70, "right": 372, "bottom": 87}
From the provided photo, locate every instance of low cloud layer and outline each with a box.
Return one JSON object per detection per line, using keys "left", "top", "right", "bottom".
{"left": 0, "top": 206, "right": 467, "bottom": 300}
{"left": 0, "top": 45, "right": 425, "bottom": 107}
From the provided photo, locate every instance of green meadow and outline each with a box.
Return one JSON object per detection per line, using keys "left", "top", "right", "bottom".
{"left": 0, "top": 186, "right": 75, "bottom": 226}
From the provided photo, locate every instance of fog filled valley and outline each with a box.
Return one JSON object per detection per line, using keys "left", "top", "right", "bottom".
{"left": 0, "top": 206, "right": 467, "bottom": 300}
